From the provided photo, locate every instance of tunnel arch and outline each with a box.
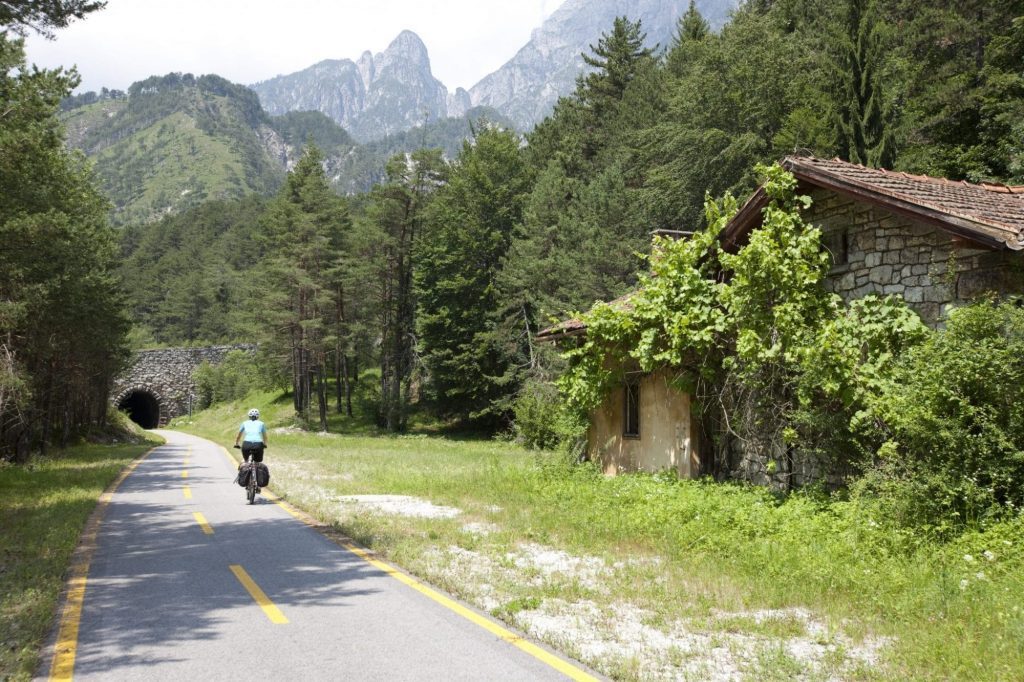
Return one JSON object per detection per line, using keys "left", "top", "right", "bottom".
{"left": 115, "top": 387, "right": 163, "bottom": 429}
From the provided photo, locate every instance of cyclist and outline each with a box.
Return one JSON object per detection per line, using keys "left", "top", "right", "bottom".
{"left": 234, "top": 408, "right": 268, "bottom": 488}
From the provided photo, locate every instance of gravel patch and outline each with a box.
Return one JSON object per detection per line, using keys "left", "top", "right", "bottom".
{"left": 338, "top": 494, "right": 461, "bottom": 519}
{"left": 462, "top": 521, "right": 500, "bottom": 536}
{"left": 416, "top": 542, "right": 890, "bottom": 680}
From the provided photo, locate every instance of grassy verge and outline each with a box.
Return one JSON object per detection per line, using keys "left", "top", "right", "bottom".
{"left": 0, "top": 437, "right": 161, "bottom": 681}
{"left": 176, "top": 395, "right": 1024, "bottom": 681}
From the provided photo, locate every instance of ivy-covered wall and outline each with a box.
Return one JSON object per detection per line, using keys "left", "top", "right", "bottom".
{"left": 810, "top": 188, "right": 1024, "bottom": 326}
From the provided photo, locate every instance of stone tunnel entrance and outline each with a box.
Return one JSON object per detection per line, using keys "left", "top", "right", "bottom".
{"left": 117, "top": 389, "right": 161, "bottom": 429}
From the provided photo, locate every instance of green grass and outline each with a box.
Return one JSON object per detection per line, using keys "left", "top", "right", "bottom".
{"left": 0, "top": 438, "right": 161, "bottom": 681}
{"left": 175, "top": 393, "right": 1024, "bottom": 681}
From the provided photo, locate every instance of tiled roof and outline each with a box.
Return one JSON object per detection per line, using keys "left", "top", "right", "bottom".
{"left": 536, "top": 290, "right": 637, "bottom": 340}
{"left": 724, "top": 156, "right": 1024, "bottom": 250}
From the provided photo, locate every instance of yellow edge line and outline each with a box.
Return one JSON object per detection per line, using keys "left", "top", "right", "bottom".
{"left": 265, "top": 494, "right": 596, "bottom": 681}
{"left": 193, "top": 512, "right": 214, "bottom": 535}
{"left": 229, "top": 564, "right": 289, "bottom": 624}
{"left": 48, "top": 445, "right": 159, "bottom": 682}
{"left": 183, "top": 486, "right": 192, "bottom": 499}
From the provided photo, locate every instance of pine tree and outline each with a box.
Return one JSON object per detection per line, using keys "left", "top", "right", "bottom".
{"left": 262, "top": 142, "right": 348, "bottom": 430}
{"left": 831, "top": 0, "right": 897, "bottom": 168}
{"left": 367, "top": 149, "right": 446, "bottom": 431}
{"left": 416, "top": 126, "right": 531, "bottom": 423}
{"left": 1, "top": 34, "right": 128, "bottom": 459}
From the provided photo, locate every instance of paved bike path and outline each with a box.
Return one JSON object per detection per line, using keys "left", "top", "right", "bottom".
{"left": 54, "top": 430, "right": 596, "bottom": 680}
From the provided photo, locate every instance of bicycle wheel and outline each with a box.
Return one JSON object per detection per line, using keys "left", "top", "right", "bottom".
{"left": 246, "top": 465, "right": 256, "bottom": 504}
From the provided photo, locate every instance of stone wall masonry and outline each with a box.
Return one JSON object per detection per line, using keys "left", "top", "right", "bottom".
{"left": 725, "top": 188, "right": 1024, "bottom": 490}
{"left": 112, "top": 344, "right": 256, "bottom": 425}
{"left": 808, "top": 188, "right": 1024, "bottom": 326}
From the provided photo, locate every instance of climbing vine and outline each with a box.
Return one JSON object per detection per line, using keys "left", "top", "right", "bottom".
{"left": 558, "top": 164, "right": 928, "bottom": 474}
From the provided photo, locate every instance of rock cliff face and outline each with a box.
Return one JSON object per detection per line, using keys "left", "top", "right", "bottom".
{"left": 251, "top": 30, "right": 449, "bottom": 142}
{"left": 467, "top": 0, "right": 737, "bottom": 130}
{"left": 253, "top": 2, "right": 739, "bottom": 139}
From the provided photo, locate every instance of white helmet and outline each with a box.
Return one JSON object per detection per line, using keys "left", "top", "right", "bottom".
{"left": 248, "top": 408, "right": 260, "bottom": 419}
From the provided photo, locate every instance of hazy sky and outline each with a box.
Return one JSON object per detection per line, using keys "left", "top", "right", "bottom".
{"left": 25, "top": 0, "right": 569, "bottom": 93}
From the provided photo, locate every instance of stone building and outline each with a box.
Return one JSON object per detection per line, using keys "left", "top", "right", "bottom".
{"left": 723, "top": 155, "right": 1024, "bottom": 326}
{"left": 539, "top": 155, "right": 1024, "bottom": 480}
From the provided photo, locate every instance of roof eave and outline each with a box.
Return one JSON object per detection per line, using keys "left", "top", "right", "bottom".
{"left": 721, "top": 157, "right": 1020, "bottom": 251}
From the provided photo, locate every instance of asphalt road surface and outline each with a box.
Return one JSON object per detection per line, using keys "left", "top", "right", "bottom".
{"left": 46, "top": 430, "right": 598, "bottom": 681}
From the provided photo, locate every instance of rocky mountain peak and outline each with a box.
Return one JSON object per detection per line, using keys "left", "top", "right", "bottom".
{"left": 250, "top": 29, "right": 448, "bottom": 142}
{"left": 467, "top": 0, "right": 738, "bottom": 130}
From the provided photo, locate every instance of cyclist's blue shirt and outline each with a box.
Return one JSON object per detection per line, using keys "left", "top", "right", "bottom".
{"left": 239, "top": 419, "right": 266, "bottom": 443}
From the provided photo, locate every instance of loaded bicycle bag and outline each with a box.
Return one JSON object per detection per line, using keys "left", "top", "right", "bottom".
{"left": 256, "top": 463, "right": 270, "bottom": 487}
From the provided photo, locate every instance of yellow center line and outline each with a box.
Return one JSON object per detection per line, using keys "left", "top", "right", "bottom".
{"left": 229, "top": 564, "right": 289, "bottom": 624}
{"left": 193, "top": 512, "right": 214, "bottom": 535}
{"left": 266, "top": 494, "right": 596, "bottom": 680}
{"left": 181, "top": 469, "right": 188, "bottom": 479}
{"left": 183, "top": 486, "right": 192, "bottom": 499}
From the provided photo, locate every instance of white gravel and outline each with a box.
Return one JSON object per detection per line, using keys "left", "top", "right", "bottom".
{"left": 337, "top": 494, "right": 461, "bottom": 519}
{"left": 418, "top": 543, "right": 891, "bottom": 680}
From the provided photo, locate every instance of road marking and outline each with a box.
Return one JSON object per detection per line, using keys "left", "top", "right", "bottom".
{"left": 265, "top": 494, "right": 596, "bottom": 680}
{"left": 183, "top": 486, "right": 192, "bottom": 499}
{"left": 193, "top": 512, "right": 214, "bottom": 535}
{"left": 181, "top": 469, "right": 188, "bottom": 479}
{"left": 229, "top": 564, "right": 289, "bottom": 624}
{"left": 48, "top": 445, "right": 158, "bottom": 682}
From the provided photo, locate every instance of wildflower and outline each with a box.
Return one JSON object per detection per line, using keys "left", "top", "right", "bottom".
{"left": 975, "top": 571, "right": 987, "bottom": 581}
{"left": 983, "top": 550, "right": 996, "bottom": 562}
{"left": 959, "top": 579, "right": 969, "bottom": 590}
{"left": 963, "top": 554, "right": 975, "bottom": 563}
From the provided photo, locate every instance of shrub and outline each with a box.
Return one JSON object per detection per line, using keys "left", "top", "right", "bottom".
{"left": 193, "top": 350, "right": 262, "bottom": 409}
{"left": 512, "top": 380, "right": 587, "bottom": 453}
{"left": 863, "top": 302, "right": 1024, "bottom": 532}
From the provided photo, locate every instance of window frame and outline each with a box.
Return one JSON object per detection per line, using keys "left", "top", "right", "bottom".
{"left": 623, "top": 378, "right": 641, "bottom": 439}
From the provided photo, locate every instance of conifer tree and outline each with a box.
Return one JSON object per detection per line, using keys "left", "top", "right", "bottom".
{"left": 367, "top": 149, "right": 446, "bottom": 431}
{"left": 831, "top": 0, "right": 897, "bottom": 168}
{"left": 1, "top": 34, "right": 128, "bottom": 459}
{"left": 263, "top": 143, "right": 347, "bottom": 430}
{"left": 417, "top": 126, "right": 531, "bottom": 423}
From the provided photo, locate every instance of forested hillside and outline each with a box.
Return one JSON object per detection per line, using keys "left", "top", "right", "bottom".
{"left": 119, "top": 0, "right": 1023, "bottom": 433}
{"left": 63, "top": 75, "right": 516, "bottom": 223}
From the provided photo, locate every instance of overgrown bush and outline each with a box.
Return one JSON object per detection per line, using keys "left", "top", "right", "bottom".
{"left": 193, "top": 350, "right": 262, "bottom": 409}
{"left": 560, "top": 164, "right": 927, "bottom": 483}
{"left": 859, "top": 302, "right": 1024, "bottom": 533}
{"left": 511, "top": 380, "right": 586, "bottom": 452}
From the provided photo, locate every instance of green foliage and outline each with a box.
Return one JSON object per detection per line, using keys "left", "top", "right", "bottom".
{"left": 0, "top": 34, "right": 129, "bottom": 459}
{"left": 192, "top": 350, "right": 263, "bottom": 409}
{"left": 510, "top": 379, "right": 587, "bottom": 452}
{"left": 65, "top": 73, "right": 284, "bottom": 225}
{"left": 417, "top": 126, "right": 531, "bottom": 423}
{"left": 0, "top": 0, "right": 105, "bottom": 36}
{"left": 118, "top": 194, "right": 268, "bottom": 344}
{"left": 861, "top": 302, "right": 1024, "bottom": 532}
{"left": 262, "top": 143, "right": 351, "bottom": 429}
{"left": 560, "top": 164, "right": 929, "bottom": 481}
